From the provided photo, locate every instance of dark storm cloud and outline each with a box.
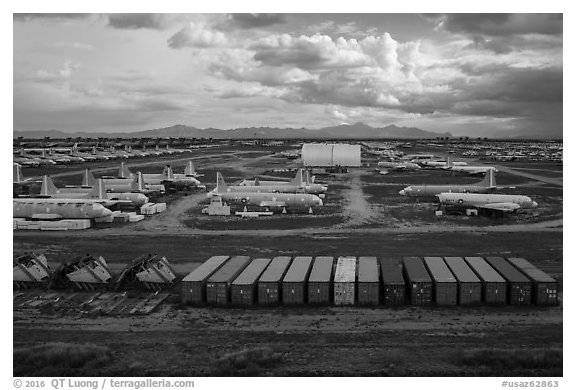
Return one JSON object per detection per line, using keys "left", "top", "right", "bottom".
{"left": 14, "top": 13, "right": 90, "bottom": 22}
{"left": 229, "top": 14, "right": 287, "bottom": 29}
{"left": 426, "top": 14, "right": 562, "bottom": 37}
{"left": 107, "top": 14, "right": 172, "bottom": 30}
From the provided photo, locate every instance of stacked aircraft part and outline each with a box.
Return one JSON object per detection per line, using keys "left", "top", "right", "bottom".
{"left": 115, "top": 254, "right": 178, "bottom": 291}
{"left": 13, "top": 253, "right": 51, "bottom": 289}
{"left": 51, "top": 255, "right": 112, "bottom": 290}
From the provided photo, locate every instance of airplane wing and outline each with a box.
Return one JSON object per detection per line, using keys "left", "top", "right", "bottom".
{"left": 259, "top": 200, "right": 287, "bottom": 207}
{"left": 478, "top": 202, "right": 521, "bottom": 212}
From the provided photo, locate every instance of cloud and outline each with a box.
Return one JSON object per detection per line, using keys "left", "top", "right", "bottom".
{"left": 168, "top": 22, "right": 228, "bottom": 49}
{"left": 430, "top": 14, "right": 563, "bottom": 37}
{"left": 107, "top": 13, "right": 177, "bottom": 30}
{"left": 229, "top": 14, "right": 286, "bottom": 29}
{"left": 14, "top": 14, "right": 90, "bottom": 22}
{"left": 53, "top": 41, "right": 94, "bottom": 50}
{"left": 35, "top": 60, "right": 81, "bottom": 83}
{"left": 212, "top": 83, "right": 289, "bottom": 99}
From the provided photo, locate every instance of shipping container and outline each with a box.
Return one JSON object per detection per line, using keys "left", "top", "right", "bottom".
{"left": 444, "top": 257, "right": 482, "bottom": 305}
{"left": 464, "top": 257, "right": 507, "bottom": 305}
{"left": 181, "top": 256, "right": 230, "bottom": 305}
{"left": 307, "top": 257, "right": 334, "bottom": 304}
{"left": 357, "top": 257, "right": 379, "bottom": 305}
{"left": 506, "top": 257, "right": 558, "bottom": 306}
{"left": 206, "top": 256, "right": 251, "bottom": 305}
{"left": 402, "top": 257, "right": 433, "bottom": 306}
{"left": 334, "top": 256, "right": 357, "bottom": 305}
{"left": 380, "top": 259, "right": 406, "bottom": 306}
{"left": 282, "top": 256, "right": 313, "bottom": 304}
{"left": 423, "top": 257, "right": 458, "bottom": 306}
{"left": 258, "top": 256, "right": 292, "bottom": 305}
{"left": 231, "top": 258, "right": 272, "bottom": 305}
{"left": 484, "top": 256, "right": 532, "bottom": 305}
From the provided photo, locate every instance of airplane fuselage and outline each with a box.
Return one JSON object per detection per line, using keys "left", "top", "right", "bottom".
{"left": 13, "top": 199, "right": 113, "bottom": 219}
{"left": 400, "top": 184, "right": 494, "bottom": 197}
{"left": 437, "top": 193, "right": 537, "bottom": 210}
{"left": 217, "top": 191, "right": 323, "bottom": 209}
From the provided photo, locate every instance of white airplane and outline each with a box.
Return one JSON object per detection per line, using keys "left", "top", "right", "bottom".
{"left": 437, "top": 192, "right": 538, "bottom": 213}
{"left": 13, "top": 198, "right": 113, "bottom": 220}
{"left": 377, "top": 161, "right": 420, "bottom": 174}
{"left": 41, "top": 175, "right": 149, "bottom": 207}
{"left": 210, "top": 172, "right": 323, "bottom": 210}
{"left": 400, "top": 169, "right": 497, "bottom": 197}
{"left": 239, "top": 169, "right": 326, "bottom": 195}
{"left": 83, "top": 169, "right": 164, "bottom": 196}
{"left": 420, "top": 157, "right": 468, "bottom": 169}
{"left": 117, "top": 162, "right": 174, "bottom": 185}
{"left": 444, "top": 162, "right": 498, "bottom": 175}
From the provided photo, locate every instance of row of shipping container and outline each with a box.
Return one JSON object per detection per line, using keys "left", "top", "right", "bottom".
{"left": 181, "top": 255, "right": 558, "bottom": 307}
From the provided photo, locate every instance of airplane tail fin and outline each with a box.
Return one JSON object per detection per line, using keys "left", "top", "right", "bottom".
{"left": 88, "top": 179, "right": 108, "bottom": 200}
{"left": 13, "top": 164, "right": 24, "bottom": 183}
{"left": 82, "top": 168, "right": 97, "bottom": 186}
{"left": 110, "top": 145, "right": 115, "bottom": 153}
{"left": 447, "top": 156, "right": 452, "bottom": 167}
{"left": 304, "top": 169, "right": 315, "bottom": 184}
{"left": 162, "top": 165, "right": 174, "bottom": 180}
{"left": 72, "top": 143, "right": 78, "bottom": 153}
{"left": 41, "top": 150, "right": 47, "bottom": 158}
{"left": 131, "top": 172, "right": 144, "bottom": 192}
{"left": 290, "top": 169, "right": 304, "bottom": 186}
{"left": 92, "top": 146, "right": 97, "bottom": 155}
{"left": 118, "top": 162, "right": 133, "bottom": 179}
{"left": 20, "top": 148, "right": 24, "bottom": 156}
{"left": 254, "top": 177, "right": 260, "bottom": 186}
{"left": 156, "top": 145, "right": 160, "bottom": 151}
{"left": 184, "top": 160, "right": 196, "bottom": 176}
{"left": 478, "top": 168, "right": 497, "bottom": 188}
{"left": 40, "top": 175, "right": 59, "bottom": 196}
{"left": 216, "top": 172, "right": 228, "bottom": 193}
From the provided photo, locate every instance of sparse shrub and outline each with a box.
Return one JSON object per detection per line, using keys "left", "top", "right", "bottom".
{"left": 14, "top": 342, "right": 112, "bottom": 376}
{"left": 455, "top": 348, "right": 562, "bottom": 372}
{"left": 211, "top": 346, "right": 283, "bottom": 376}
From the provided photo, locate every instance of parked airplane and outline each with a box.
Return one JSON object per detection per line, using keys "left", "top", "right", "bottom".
{"left": 420, "top": 157, "right": 468, "bottom": 169}
{"left": 210, "top": 170, "right": 327, "bottom": 197}
{"left": 17, "top": 149, "right": 56, "bottom": 165}
{"left": 117, "top": 162, "right": 174, "bottom": 185}
{"left": 444, "top": 163, "right": 498, "bottom": 175}
{"left": 210, "top": 172, "right": 323, "bottom": 209}
{"left": 399, "top": 169, "right": 497, "bottom": 197}
{"left": 170, "top": 162, "right": 204, "bottom": 188}
{"left": 13, "top": 198, "right": 113, "bottom": 220}
{"left": 41, "top": 175, "right": 149, "bottom": 207}
{"left": 436, "top": 192, "right": 538, "bottom": 213}
{"left": 377, "top": 161, "right": 420, "bottom": 174}
{"left": 239, "top": 169, "right": 327, "bottom": 195}
{"left": 83, "top": 169, "right": 163, "bottom": 196}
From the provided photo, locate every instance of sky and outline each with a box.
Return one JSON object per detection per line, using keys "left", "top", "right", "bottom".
{"left": 13, "top": 13, "right": 563, "bottom": 137}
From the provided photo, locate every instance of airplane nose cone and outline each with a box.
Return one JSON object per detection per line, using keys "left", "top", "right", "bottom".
{"left": 399, "top": 190, "right": 406, "bottom": 196}
{"left": 138, "top": 194, "right": 149, "bottom": 205}
{"left": 100, "top": 207, "right": 113, "bottom": 217}
{"left": 318, "top": 194, "right": 326, "bottom": 199}
{"left": 321, "top": 186, "right": 328, "bottom": 192}
{"left": 318, "top": 198, "right": 323, "bottom": 206}
{"left": 532, "top": 201, "right": 538, "bottom": 208}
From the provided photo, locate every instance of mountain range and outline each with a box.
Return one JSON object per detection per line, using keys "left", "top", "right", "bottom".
{"left": 13, "top": 123, "right": 453, "bottom": 139}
